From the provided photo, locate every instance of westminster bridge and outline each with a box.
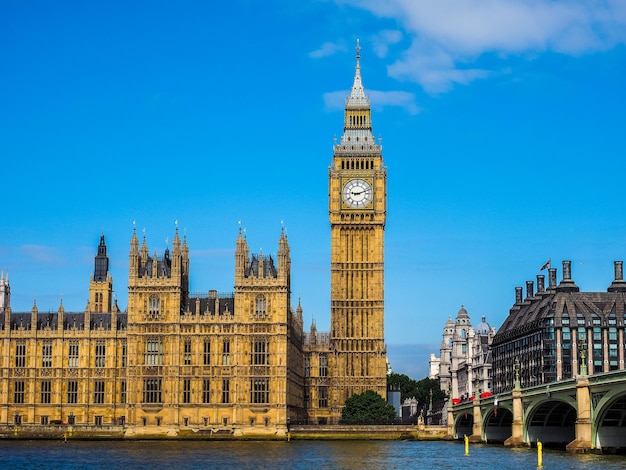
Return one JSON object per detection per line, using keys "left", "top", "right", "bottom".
{"left": 448, "top": 368, "right": 626, "bottom": 453}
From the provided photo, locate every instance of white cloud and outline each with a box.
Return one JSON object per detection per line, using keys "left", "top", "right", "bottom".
{"left": 310, "top": 41, "right": 345, "bottom": 58}
{"left": 324, "top": 89, "right": 419, "bottom": 114}
{"left": 341, "top": 0, "right": 626, "bottom": 92}
{"left": 18, "top": 245, "right": 64, "bottom": 264}
{"left": 372, "top": 29, "right": 403, "bottom": 58}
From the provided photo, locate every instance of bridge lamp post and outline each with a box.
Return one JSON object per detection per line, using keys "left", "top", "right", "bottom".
{"left": 578, "top": 338, "right": 587, "bottom": 376}
{"left": 514, "top": 357, "right": 521, "bottom": 390}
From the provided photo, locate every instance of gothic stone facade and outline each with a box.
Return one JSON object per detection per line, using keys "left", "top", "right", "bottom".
{"left": 0, "top": 229, "right": 306, "bottom": 435}
{"left": 0, "top": 46, "right": 388, "bottom": 432}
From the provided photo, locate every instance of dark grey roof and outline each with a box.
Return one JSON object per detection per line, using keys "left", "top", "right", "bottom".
{"left": 246, "top": 254, "right": 277, "bottom": 278}
{"left": 493, "top": 290, "right": 626, "bottom": 345}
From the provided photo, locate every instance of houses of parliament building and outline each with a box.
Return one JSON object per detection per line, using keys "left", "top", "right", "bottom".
{"left": 0, "top": 44, "right": 388, "bottom": 436}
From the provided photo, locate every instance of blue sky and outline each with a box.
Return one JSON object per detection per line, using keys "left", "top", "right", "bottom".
{"left": 2, "top": 1, "right": 625, "bottom": 378}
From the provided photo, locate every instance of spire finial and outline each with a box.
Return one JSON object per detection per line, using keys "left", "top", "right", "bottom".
{"left": 355, "top": 38, "right": 361, "bottom": 60}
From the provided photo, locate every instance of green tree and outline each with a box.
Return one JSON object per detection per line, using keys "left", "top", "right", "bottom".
{"left": 387, "top": 373, "right": 447, "bottom": 404}
{"left": 341, "top": 390, "right": 397, "bottom": 424}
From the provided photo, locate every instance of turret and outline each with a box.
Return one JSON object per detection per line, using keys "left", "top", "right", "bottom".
{"left": 235, "top": 227, "right": 249, "bottom": 282}
{"left": 1, "top": 270, "right": 10, "bottom": 330}
{"left": 94, "top": 234, "right": 109, "bottom": 282}
{"left": 129, "top": 225, "right": 140, "bottom": 279}
{"left": 57, "top": 298, "right": 65, "bottom": 331}
{"left": 30, "top": 298, "right": 38, "bottom": 330}
{"left": 0, "top": 269, "right": 10, "bottom": 312}
{"left": 89, "top": 234, "right": 113, "bottom": 313}
{"left": 278, "top": 226, "right": 291, "bottom": 282}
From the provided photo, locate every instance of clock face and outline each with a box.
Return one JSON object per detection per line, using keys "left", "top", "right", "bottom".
{"left": 343, "top": 179, "right": 373, "bottom": 208}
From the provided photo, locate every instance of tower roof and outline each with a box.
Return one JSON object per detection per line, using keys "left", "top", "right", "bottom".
{"left": 346, "top": 39, "right": 368, "bottom": 108}
{"left": 334, "top": 39, "right": 381, "bottom": 156}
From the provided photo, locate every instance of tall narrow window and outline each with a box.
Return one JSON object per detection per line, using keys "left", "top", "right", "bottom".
{"left": 14, "top": 381, "right": 25, "bottom": 404}
{"left": 253, "top": 339, "right": 269, "bottom": 365}
{"left": 318, "top": 386, "right": 328, "bottom": 408}
{"left": 95, "top": 342, "right": 106, "bottom": 368}
{"left": 222, "top": 340, "right": 230, "bottom": 365}
{"left": 120, "top": 380, "right": 126, "bottom": 404}
{"left": 251, "top": 379, "right": 269, "bottom": 404}
{"left": 121, "top": 343, "right": 127, "bottom": 367}
{"left": 183, "top": 379, "right": 191, "bottom": 403}
{"left": 144, "top": 339, "right": 162, "bottom": 366}
{"left": 67, "top": 381, "right": 78, "bottom": 404}
{"left": 184, "top": 338, "right": 192, "bottom": 365}
{"left": 222, "top": 379, "right": 230, "bottom": 403}
{"left": 144, "top": 378, "right": 162, "bottom": 403}
{"left": 15, "top": 342, "right": 26, "bottom": 368}
{"left": 42, "top": 342, "right": 53, "bottom": 368}
{"left": 94, "top": 380, "right": 105, "bottom": 404}
{"left": 202, "top": 379, "right": 210, "bottom": 403}
{"left": 41, "top": 380, "right": 51, "bottom": 404}
{"left": 255, "top": 295, "right": 266, "bottom": 318}
{"left": 304, "top": 356, "right": 310, "bottom": 377}
{"left": 203, "top": 339, "right": 211, "bottom": 365}
{"left": 319, "top": 355, "right": 328, "bottom": 377}
{"left": 69, "top": 342, "right": 79, "bottom": 368}
{"left": 149, "top": 295, "right": 160, "bottom": 317}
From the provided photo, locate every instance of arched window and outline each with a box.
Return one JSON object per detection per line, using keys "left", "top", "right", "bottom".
{"left": 255, "top": 295, "right": 266, "bottom": 318}
{"left": 149, "top": 295, "right": 160, "bottom": 317}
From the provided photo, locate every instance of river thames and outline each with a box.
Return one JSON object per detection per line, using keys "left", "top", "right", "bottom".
{"left": 0, "top": 440, "right": 624, "bottom": 469}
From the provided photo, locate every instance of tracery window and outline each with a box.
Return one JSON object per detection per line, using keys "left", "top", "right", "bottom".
{"left": 252, "top": 338, "right": 269, "bottom": 365}
{"left": 184, "top": 338, "right": 192, "bottom": 365}
{"left": 203, "top": 339, "right": 211, "bottom": 365}
{"left": 95, "top": 342, "right": 106, "bottom": 368}
{"left": 94, "top": 380, "right": 105, "bottom": 404}
{"left": 144, "top": 339, "right": 163, "bottom": 366}
{"left": 183, "top": 379, "right": 191, "bottom": 403}
{"left": 149, "top": 295, "right": 160, "bottom": 317}
{"left": 14, "top": 381, "right": 24, "bottom": 404}
{"left": 222, "top": 340, "right": 231, "bottom": 365}
{"left": 202, "top": 379, "right": 210, "bottom": 403}
{"left": 144, "top": 378, "right": 162, "bottom": 403}
{"left": 251, "top": 379, "right": 269, "bottom": 403}
{"left": 318, "top": 386, "right": 328, "bottom": 408}
{"left": 67, "top": 381, "right": 78, "bottom": 404}
{"left": 222, "top": 379, "right": 230, "bottom": 403}
{"left": 42, "top": 342, "right": 53, "bottom": 368}
{"left": 15, "top": 341, "right": 26, "bottom": 368}
{"left": 319, "top": 354, "right": 328, "bottom": 377}
{"left": 41, "top": 380, "right": 51, "bottom": 404}
{"left": 255, "top": 295, "right": 267, "bottom": 318}
{"left": 69, "top": 342, "right": 79, "bottom": 368}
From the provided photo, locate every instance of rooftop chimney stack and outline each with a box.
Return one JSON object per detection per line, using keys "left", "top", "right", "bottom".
{"left": 525, "top": 280, "right": 534, "bottom": 300}
{"left": 557, "top": 260, "right": 579, "bottom": 292}
{"left": 615, "top": 261, "right": 623, "bottom": 281}
{"left": 537, "top": 274, "right": 545, "bottom": 293}
{"left": 515, "top": 286, "right": 523, "bottom": 305}
{"left": 548, "top": 268, "right": 557, "bottom": 290}
{"left": 608, "top": 261, "right": 626, "bottom": 292}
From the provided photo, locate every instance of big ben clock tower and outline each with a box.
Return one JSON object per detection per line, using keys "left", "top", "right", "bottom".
{"left": 329, "top": 40, "right": 387, "bottom": 406}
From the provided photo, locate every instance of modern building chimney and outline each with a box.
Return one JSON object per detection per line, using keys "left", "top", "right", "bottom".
{"left": 608, "top": 260, "right": 626, "bottom": 292}
{"left": 548, "top": 268, "right": 557, "bottom": 290}
{"left": 525, "top": 281, "right": 534, "bottom": 300}
{"left": 557, "top": 260, "right": 579, "bottom": 292}
{"left": 537, "top": 274, "right": 545, "bottom": 293}
{"left": 615, "top": 261, "right": 623, "bottom": 281}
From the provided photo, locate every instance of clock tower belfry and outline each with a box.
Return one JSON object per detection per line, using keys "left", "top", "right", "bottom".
{"left": 329, "top": 40, "right": 387, "bottom": 406}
